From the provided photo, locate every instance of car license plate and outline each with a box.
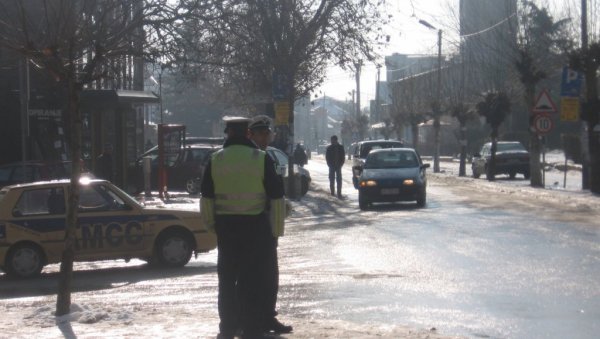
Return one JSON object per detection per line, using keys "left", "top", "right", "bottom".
{"left": 381, "top": 188, "right": 399, "bottom": 195}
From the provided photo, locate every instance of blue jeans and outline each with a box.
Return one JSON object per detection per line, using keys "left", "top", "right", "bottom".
{"left": 328, "top": 166, "right": 342, "bottom": 195}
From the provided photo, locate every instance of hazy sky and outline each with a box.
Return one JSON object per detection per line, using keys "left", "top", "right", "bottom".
{"left": 316, "top": 0, "right": 581, "bottom": 105}
{"left": 317, "top": 0, "right": 460, "bottom": 103}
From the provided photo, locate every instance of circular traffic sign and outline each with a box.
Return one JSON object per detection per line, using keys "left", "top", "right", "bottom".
{"left": 533, "top": 114, "right": 553, "bottom": 134}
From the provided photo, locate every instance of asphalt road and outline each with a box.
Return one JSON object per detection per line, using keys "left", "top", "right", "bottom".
{"left": 1, "top": 155, "right": 599, "bottom": 339}
{"left": 298, "top": 156, "right": 600, "bottom": 338}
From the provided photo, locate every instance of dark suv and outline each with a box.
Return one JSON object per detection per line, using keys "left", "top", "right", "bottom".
{"left": 351, "top": 139, "right": 404, "bottom": 188}
{"left": 129, "top": 143, "right": 220, "bottom": 194}
{"left": 472, "top": 141, "right": 530, "bottom": 179}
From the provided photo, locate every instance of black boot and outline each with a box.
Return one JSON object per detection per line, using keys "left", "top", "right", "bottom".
{"left": 264, "top": 318, "right": 293, "bottom": 334}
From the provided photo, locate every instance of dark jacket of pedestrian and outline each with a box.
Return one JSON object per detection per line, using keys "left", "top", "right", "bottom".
{"left": 326, "top": 140, "right": 345, "bottom": 169}
{"left": 293, "top": 144, "right": 307, "bottom": 166}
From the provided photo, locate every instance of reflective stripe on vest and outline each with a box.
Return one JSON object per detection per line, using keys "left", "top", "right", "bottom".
{"left": 211, "top": 145, "right": 266, "bottom": 215}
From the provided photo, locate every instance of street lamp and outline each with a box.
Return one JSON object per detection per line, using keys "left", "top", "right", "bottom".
{"left": 419, "top": 19, "right": 442, "bottom": 173}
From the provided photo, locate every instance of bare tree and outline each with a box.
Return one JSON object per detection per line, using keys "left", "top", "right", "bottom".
{"left": 476, "top": 91, "right": 512, "bottom": 181}
{"left": 565, "top": 0, "right": 600, "bottom": 194}
{"left": 450, "top": 102, "right": 477, "bottom": 176}
{"left": 509, "top": 1, "right": 571, "bottom": 187}
{"left": 171, "top": 0, "right": 386, "bottom": 196}
{"left": 389, "top": 72, "right": 429, "bottom": 152}
{"left": 0, "top": 0, "right": 181, "bottom": 315}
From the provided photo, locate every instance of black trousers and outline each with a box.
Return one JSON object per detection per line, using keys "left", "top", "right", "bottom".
{"left": 263, "top": 236, "right": 279, "bottom": 321}
{"left": 215, "top": 215, "right": 271, "bottom": 336}
{"left": 328, "top": 166, "right": 342, "bottom": 194}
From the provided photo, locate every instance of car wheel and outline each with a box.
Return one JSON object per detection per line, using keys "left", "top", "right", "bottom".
{"left": 352, "top": 176, "right": 359, "bottom": 189}
{"left": 6, "top": 243, "right": 44, "bottom": 278}
{"left": 485, "top": 166, "right": 495, "bottom": 180}
{"left": 154, "top": 230, "right": 193, "bottom": 268}
{"left": 523, "top": 171, "right": 530, "bottom": 179}
{"left": 416, "top": 190, "right": 427, "bottom": 207}
{"left": 358, "top": 191, "right": 369, "bottom": 210}
{"left": 185, "top": 178, "right": 199, "bottom": 194}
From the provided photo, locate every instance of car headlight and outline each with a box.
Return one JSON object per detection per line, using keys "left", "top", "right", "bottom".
{"left": 403, "top": 179, "right": 415, "bottom": 185}
{"left": 359, "top": 180, "right": 377, "bottom": 187}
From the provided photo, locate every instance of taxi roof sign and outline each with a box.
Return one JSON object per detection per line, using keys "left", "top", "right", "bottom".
{"left": 532, "top": 89, "right": 557, "bottom": 113}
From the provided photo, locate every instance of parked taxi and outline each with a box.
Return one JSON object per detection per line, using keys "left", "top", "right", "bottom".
{"left": 0, "top": 178, "right": 216, "bottom": 278}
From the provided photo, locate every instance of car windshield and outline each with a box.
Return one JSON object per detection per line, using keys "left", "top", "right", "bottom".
{"left": 359, "top": 142, "right": 403, "bottom": 158}
{"left": 364, "top": 151, "right": 418, "bottom": 169}
{"left": 497, "top": 143, "right": 526, "bottom": 152}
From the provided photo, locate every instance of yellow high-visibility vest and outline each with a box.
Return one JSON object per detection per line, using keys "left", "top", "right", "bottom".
{"left": 211, "top": 145, "right": 266, "bottom": 215}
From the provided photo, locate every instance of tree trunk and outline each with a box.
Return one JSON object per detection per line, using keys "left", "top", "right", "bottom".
{"left": 525, "top": 85, "right": 543, "bottom": 187}
{"left": 285, "top": 77, "right": 297, "bottom": 199}
{"left": 529, "top": 134, "right": 543, "bottom": 187}
{"left": 590, "top": 124, "right": 600, "bottom": 194}
{"left": 56, "top": 80, "right": 82, "bottom": 316}
{"left": 411, "top": 123, "right": 419, "bottom": 152}
{"left": 487, "top": 127, "right": 498, "bottom": 181}
{"left": 582, "top": 43, "right": 600, "bottom": 193}
{"left": 459, "top": 124, "right": 467, "bottom": 177}
{"left": 433, "top": 115, "right": 440, "bottom": 173}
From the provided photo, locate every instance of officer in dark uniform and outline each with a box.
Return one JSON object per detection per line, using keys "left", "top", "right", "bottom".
{"left": 248, "top": 115, "right": 293, "bottom": 334}
{"left": 200, "top": 116, "right": 285, "bottom": 339}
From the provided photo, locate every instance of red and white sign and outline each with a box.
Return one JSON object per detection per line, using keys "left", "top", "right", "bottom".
{"left": 533, "top": 114, "right": 554, "bottom": 134}
{"left": 532, "top": 89, "right": 557, "bottom": 114}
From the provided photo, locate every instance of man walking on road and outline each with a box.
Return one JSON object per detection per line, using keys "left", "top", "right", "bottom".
{"left": 200, "top": 116, "right": 286, "bottom": 339}
{"left": 248, "top": 115, "right": 293, "bottom": 334}
{"left": 326, "top": 135, "right": 345, "bottom": 198}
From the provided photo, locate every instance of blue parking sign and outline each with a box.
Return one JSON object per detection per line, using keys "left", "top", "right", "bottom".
{"left": 560, "top": 66, "right": 583, "bottom": 97}
{"left": 272, "top": 72, "right": 289, "bottom": 100}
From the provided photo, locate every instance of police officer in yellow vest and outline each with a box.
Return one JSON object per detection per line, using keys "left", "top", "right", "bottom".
{"left": 200, "top": 116, "right": 285, "bottom": 339}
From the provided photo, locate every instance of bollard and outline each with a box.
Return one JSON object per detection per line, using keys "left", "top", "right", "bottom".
{"left": 143, "top": 156, "right": 152, "bottom": 197}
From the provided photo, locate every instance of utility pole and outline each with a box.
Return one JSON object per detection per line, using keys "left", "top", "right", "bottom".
{"left": 375, "top": 65, "right": 381, "bottom": 126}
{"left": 355, "top": 61, "right": 362, "bottom": 120}
{"left": 159, "top": 67, "right": 163, "bottom": 124}
{"left": 418, "top": 19, "right": 443, "bottom": 173}
{"left": 19, "top": 58, "right": 29, "bottom": 164}
{"left": 581, "top": 0, "right": 591, "bottom": 190}
{"left": 434, "top": 29, "right": 442, "bottom": 173}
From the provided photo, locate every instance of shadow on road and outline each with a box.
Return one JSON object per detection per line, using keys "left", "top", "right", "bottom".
{"left": 0, "top": 262, "right": 216, "bottom": 299}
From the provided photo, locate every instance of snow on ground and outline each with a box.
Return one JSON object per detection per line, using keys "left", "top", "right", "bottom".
{"left": 2, "top": 298, "right": 462, "bottom": 339}
{"left": 428, "top": 150, "right": 600, "bottom": 213}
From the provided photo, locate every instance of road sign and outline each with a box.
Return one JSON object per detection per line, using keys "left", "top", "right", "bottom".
{"left": 560, "top": 66, "right": 583, "bottom": 97}
{"left": 533, "top": 114, "right": 554, "bottom": 134}
{"left": 272, "top": 72, "right": 289, "bottom": 100}
{"left": 532, "top": 89, "right": 557, "bottom": 114}
{"left": 560, "top": 97, "right": 580, "bottom": 121}
{"left": 274, "top": 101, "right": 290, "bottom": 126}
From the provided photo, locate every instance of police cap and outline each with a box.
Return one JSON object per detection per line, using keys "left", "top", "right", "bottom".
{"left": 248, "top": 115, "right": 273, "bottom": 131}
{"left": 223, "top": 116, "right": 250, "bottom": 133}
